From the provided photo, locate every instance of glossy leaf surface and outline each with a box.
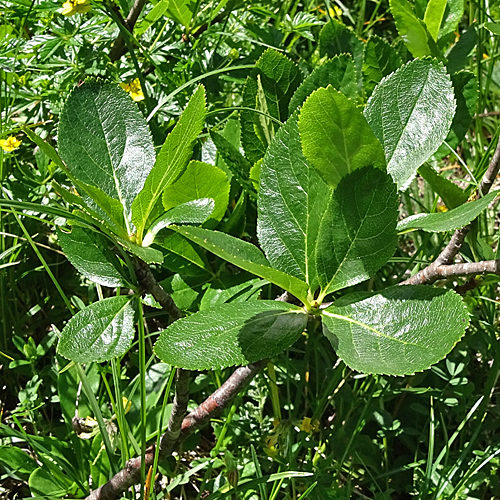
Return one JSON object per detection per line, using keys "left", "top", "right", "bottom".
{"left": 397, "top": 190, "right": 499, "bottom": 233}
{"left": 258, "top": 114, "right": 330, "bottom": 290}
{"left": 58, "top": 296, "right": 137, "bottom": 363}
{"left": 57, "top": 227, "right": 126, "bottom": 287}
{"left": 365, "top": 59, "right": 455, "bottom": 190}
{"left": 155, "top": 301, "right": 308, "bottom": 370}
{"left": 58, "top": 81, "right": 155, "bottom": 220}
{"left": 322, "top": 286, "right": 469, "bottom": 375}
{"left": 300, "top": 87, "right": 386, "bottom": 188}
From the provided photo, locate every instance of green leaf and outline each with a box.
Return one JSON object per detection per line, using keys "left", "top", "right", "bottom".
{"left": 397, "top": 190, "right": 499, "bottom": 233}
{"left": 58, "top": 296, "right": 137, "bottom": 363}
{"left": 435, "top": 71, "right": 478, "bottom": 157}
{"left": 23, "top": 126, "right": 65, "bottom": 171}
{"left": 160, "top": 232, "right": 213, "bottom": 275}
{"left": 364, "top": 59, "right": 455, "bottom": 190}
{"left": 132, "top": 85, "right": 206, "bottom": 240}
{"left": 446, "top": 26, "right": 477, "bottom": 74}
{"left": 210, "top": 131, "right": 256, "bottom": 200}
{"left": 316, "top": 167, "right": 398, "bottom": 297}
{"left": 29, "top": 466, "right": 74, "bottom": 497}
{"left": 117, "top": 237, "right": 164, "bottom": 264}
{"left": 166, "top": 0, "right": 193, "bottom": 27}
{"left": 0, "top": 446, "right": 38, "bottom": 479}
{"left": 362, "top": 35, "right": 403, "bottom": 96}
{"left": 162, "top": 160, "right": 229, "bottom": 224}
{"left": 135, "top": 0, "right": 169, "bottom": 36}
{"left": 299, "top": 86, "right": 386, "bottom": 188}
{"left": 144, "top": 198, "right": 215, "bottom": 246}
{"left": 418, "top": 164, "right": 468, "bottom": 209}
{"left": 485, "top": 21, "right": 500, "bottom": 36}
{"left": 389, "top": 0, "right": 441, "bottom": 58}
{"left": 240, "top": 49, "right": 302, "bottom": 164}
{"left": 58, "top": 81, "right": 155, "bottom": 222}
{"left": 169, "top": 225, "right": 310, "bottom": 303}
{"left": 438, "top": 0, "right": 464, "bottom": 40}
{"left": 288, "top": 55, "right": 357, "bottom": 113}
{"left": 57, "top": 227, "right": 127, "bottom": 287}
{"left": 200, "top": 274, "right": 266, "bottom": 311}
{"left": 154, "top": 301, "right": 308, "bottom": 370}
{"left": 424, "top": 0, "right": 448, "bottom": 41}
{"left": 258, "top": 113, "right": 331, "bottom": 291}
{"left": 319, "top": 19, "right": 364, "bottom": 89}
{"left": 321, "top": 286, "right": 469, "bottom": 375}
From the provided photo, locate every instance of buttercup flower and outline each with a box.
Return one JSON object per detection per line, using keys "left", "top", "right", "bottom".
{"left": 0, "top": 136, "right": 21, "bottom": 153}
{"left": 120, "top": 78, "right": 145, "bottom": 102}
{"left": 62, "top": 0, "right": 91, "bottom": 17}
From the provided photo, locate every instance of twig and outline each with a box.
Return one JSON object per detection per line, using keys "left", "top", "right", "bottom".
{"left": 133, "top": 258, "right": 182, "bottom": 319}
{"left": 84, "top": 361, "right": 266, "bottom": 500}
{"left": 402, "top": 135, "right": 500, "bottom": 285}
{"left": 109, "top": 0, "right": 148, "bottom": 62}
{"left": 160, "top": 368, "right": 190, "bottom": 457}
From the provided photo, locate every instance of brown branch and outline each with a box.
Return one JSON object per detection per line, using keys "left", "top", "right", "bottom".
{"left": 133, "top": 258, "right": 182, "bottom": 319}
{"left": 402, "top": 135, "right": 500, "bottom": 285}
{"left": 85, "top": 361, "right": 266, "bottom": 500}
{"left": 109, "top": 0, "right": 148, "bottom": 62}
{"left": 160, "top": 368, "right": 190, "bottom": 458}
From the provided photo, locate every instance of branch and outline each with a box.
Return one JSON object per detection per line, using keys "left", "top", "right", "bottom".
{"left": 84, "top": 361, "right": 266, "bottom": 500}
{"left": 109, "top": 0, "right": 148, "bottom": 62}
{"left": 160, "top": 368, "right": 190, "bottom": 458}
{"left": 402, "top": 135, "right": 500, "bottom": 285}
{"left": 133, "top": 258, "right": 182, "bottom": 319}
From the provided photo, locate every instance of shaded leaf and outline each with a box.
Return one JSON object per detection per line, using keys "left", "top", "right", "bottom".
{"left": 418, "top": 164, "right": 467, "bottom": 209}
{"left": 316, "top": 167, "right": 398, "bottom": 296}
{"left": 364, "top": 59, "right": 455, "bottom": 190}
{"left": 160, "top": 232, "right": 213, "bottom": 275}
{"left": 322, "top": 286, "right": 469, "bottom": 375}
{"left": 58, "top": 296, "right": 137, "bottom": 363}
{"left": 446, "top": 26, "right": 477, "bottom": 74}
{"left": 300, "top": 86, "right": 386, "bottom": 188}
{"left": 154, "top": 301, "right": 308, "bottom": 370}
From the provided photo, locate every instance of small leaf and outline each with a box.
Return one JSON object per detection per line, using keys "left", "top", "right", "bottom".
{"left": 446, "top": 26, "right": 477, "bottom": 74}
{"left": 58, "top": 296, "right": 137, "bottom": 363}
{"left": 154, "top": 301, "right": 308, "bottom": 370}
{"left": 58, "top": 81, "right": 155, "bottom": 221}
{"left": 362, "top": 35, "right": 403, "bottom": 96}
{"left": 389, "top": 0, "right": 441, "bottom": 58}
{"left": 132, "top": 85, "right": 206, "bottom": 240}
{"left": 485, "top": 21, "right": 500, "bottom": 36}
{"left": 162, "top": 160, "right": 229, "bottom": 224}
{"left": 289, "top": 55, "right": 358, "bottom": 112}
{"left": 117, "top": 237, "right": 164, "bottom": 264}
{"left": 240, "top": 49, "right": 302, "bottom": 163}
{"left": 135, "top": 0, "right": 169, "bottom": 36}
{"left": 169, "top": 225, "right": 310, "bottom": 303}
{"left": 258, "top": 113, "right": 331, "bottom": 291}
{"left": 438, "top": 0, "right": 464, "bottom": 40}
{"left": 316, "top": 167, "right": 398, "bottom": 296}
{"left": 299, "top": 86, "right": 386, "bottom": 188}
{"left": 424, "top": 0, "right": 448, "bottom": 41}
{"left": 397, "top": 190, "right": 499, "bottom": 233}
{"left": 365, "top": 59, "right": 455, "bottom": 190}
{"left": 160, "top": 232, "right": 213, "bottom": 275}
{"left": 166, "top": 0, "right": 192, "bottom": 27}
{"left": 57, "top": 227, "right": 127, "bottom": 287}
{"left": 418, "top": 164, "right": 467, "bottom": 209}
{"left": 144, "top": 198, "right": 215, "bottom": 246}
{"left": 322, "top": 286, "right": 469, "bottom": 375}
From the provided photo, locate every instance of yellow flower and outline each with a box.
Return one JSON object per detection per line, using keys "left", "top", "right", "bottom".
{"left": 61, "top": 0, "right": 91, "bottom": 17}
{"left": 299, "top": 417, "right": 320, "bottom": 433}
{"left": 0, "top": 136, "right": 21, "bottom": 153}
{"left": 120, "top": 78, "right": 145, "bottom": 102}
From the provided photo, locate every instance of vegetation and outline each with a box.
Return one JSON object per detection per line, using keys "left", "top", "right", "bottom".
{"left": 1, "top": 0, "right": 500, "bottom": 499}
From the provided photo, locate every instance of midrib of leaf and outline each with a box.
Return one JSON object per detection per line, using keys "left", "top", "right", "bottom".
{"left": 321, "top": 311, "right": 423, "bottom": 348}
{"left": 386, "top": 64, "right": 431, "bottom": 165}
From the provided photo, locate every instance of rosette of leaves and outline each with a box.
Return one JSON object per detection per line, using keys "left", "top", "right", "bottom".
{"left": 155, "top": 64, "right": 470, "bottom": 376}
{"left": 26, "top": 80, "right": 228, "bottom": 363}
